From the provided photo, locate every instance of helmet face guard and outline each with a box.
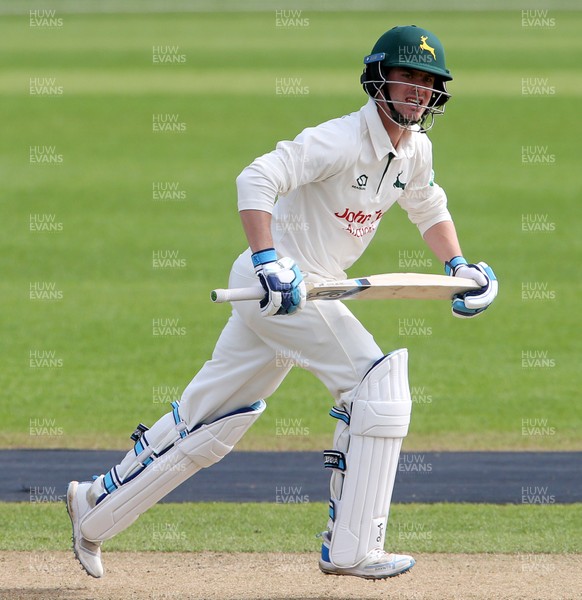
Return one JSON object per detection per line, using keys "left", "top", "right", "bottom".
{"left": 361, "top": 26, "right": 453, "bottom": 132}
{"left": 361, "top": 59, "right": 451, "bottom": 132}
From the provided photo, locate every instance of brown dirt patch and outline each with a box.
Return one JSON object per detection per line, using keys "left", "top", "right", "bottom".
{"left": 0, "top": 551, "right": 580, "bottom": 600}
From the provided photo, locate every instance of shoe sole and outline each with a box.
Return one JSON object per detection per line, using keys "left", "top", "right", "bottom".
{"left": 319, "top": 558, "right": 415, "bottom": 580}
{"left": 66, "top": 481, "right": 102, "bottom": 578}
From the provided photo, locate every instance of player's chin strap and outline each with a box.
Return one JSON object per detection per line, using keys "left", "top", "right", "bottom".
{"left": 324, "top": 349, "right": 411, "bottom": 568}
{"left": 80, "top": 400, "right": 266, "bottom": 542}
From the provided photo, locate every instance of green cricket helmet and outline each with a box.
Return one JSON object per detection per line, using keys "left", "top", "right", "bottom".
{"left": 361, "top": 25, "right": 453, "bottom": 131}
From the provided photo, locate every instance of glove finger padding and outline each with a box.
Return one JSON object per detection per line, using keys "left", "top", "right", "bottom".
{"left": 258, "top": 272, "right": 281, "bottom": 313}
{"left": 451, "top": 262, "right": 498, "bottom": 318}
{"left": 257, "top": 256, "right": 306, "bottom": 317}
{"left": 451, "top": 263, "right": 488, "bottom": 287}
{"left": 451, "top": 298, "right": 487, "bottom": 319}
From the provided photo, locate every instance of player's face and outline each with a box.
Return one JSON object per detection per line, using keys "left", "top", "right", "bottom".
{"left": 385, "top": 68, "right": 435, "bottom": 122}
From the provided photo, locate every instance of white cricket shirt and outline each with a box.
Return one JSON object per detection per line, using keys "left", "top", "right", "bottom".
{"left": 236, "top": 98, "right": 452, "bottom": 281}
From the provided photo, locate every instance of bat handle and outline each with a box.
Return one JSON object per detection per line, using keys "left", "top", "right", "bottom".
{"left": 211, "top": 286, "right": 265, "bottom": 303}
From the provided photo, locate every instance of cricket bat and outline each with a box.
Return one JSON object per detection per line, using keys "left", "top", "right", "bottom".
{"left": 211, "top": 273, "right": 480, "bottom": 303}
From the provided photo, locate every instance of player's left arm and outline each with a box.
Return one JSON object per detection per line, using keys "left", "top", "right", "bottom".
{"left": 423, "top": 220, "right": 498, "bottom": 319}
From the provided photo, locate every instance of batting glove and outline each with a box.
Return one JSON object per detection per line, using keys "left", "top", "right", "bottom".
{"left": 251, "top": 248, "right": 306, "bottom": 317}
{"left": 445, "top": 256, "right": 498, "bottom": 319}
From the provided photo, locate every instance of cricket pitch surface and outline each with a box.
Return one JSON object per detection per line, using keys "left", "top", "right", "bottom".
{"left": 1, "top": 551, "right": 580, "bottom": 600}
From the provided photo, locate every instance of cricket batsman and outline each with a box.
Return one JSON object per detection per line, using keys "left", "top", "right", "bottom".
{"left": 67, "top": 25, "right": 497, "bottom": 579}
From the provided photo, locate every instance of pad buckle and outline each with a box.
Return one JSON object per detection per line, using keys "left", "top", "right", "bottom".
{"left": 130, "top": 423, "right": 149, "bottom": 442}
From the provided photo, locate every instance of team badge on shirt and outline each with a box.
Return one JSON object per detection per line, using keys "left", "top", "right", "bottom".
{"left": 393, "top": 172, "right": 407, "bottom": 190}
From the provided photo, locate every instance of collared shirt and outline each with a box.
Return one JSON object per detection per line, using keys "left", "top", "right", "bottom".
{"left": 237, "top": 98, "right": 451, "bottom": 281}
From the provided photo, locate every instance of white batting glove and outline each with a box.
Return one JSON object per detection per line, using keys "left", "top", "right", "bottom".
{"left": 251, "top": 248, "right": 306, "bottom": 317}
{"left": 445, "top": 256, "right": 498, "bottom": 319}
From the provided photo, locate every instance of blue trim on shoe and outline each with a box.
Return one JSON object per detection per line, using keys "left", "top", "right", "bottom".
{"left": 321, "top": 541, "right": 331, "bottom": 563}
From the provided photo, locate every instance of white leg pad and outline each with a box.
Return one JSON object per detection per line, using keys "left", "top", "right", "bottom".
{"left": 80, "top": 400, "right": 265, "bottom": 542}
{"left": 328, "top": 349, "right": 411, "bottom": 568}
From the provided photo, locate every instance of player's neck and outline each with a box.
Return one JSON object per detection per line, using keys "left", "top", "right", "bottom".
{"left": 377, "top": 106, "right": 405, "bottom": 149}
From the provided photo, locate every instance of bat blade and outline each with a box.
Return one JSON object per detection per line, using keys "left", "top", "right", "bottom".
{"left": 211, "top": 273, "right": 480, "bottom": 303}
{"left": 307, "top": 273, "right": 480, "bottom": 301}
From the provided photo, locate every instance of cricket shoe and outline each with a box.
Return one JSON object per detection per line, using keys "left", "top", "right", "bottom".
{"left": 66, "top": 480, "right": 103, "bottom": 578}
{"left": 318, "top": 532, "right": 415, "bottom": 579}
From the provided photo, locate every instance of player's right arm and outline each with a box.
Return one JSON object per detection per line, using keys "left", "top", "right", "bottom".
{"left": 236, "top": 119, "right": 358, "bottom": 316}
{"left": 238, "top": 208, "right": 305, "bottom": 317}
{"left": 239, "top": 209, "right": 273, "bottom": 253}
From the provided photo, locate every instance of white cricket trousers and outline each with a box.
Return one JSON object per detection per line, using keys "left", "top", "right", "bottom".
{"left": 179, "top": 250, "right": 384, "bottom": 427}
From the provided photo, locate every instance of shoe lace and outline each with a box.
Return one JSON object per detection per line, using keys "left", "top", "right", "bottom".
{"left": 366, "top": 548, "right": 392, "bottom": 564}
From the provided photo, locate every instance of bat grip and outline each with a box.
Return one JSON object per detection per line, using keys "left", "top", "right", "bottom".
{"left": 211, "top": 286, "right": 265, "bottom": 303}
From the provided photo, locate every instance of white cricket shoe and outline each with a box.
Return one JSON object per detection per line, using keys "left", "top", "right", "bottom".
{"left": 319, "top": 532, "right": 415, "bottom": 579}
{"left": 66, "top": 480, "right": 103, "bottom": 578}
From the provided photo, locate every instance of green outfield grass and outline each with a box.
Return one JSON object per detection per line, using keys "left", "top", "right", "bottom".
{"left": 2, "top": 501, "right": 580, "bottom": 554}
{"left": 1, "top": 10, "right": 581, "bottom": 451}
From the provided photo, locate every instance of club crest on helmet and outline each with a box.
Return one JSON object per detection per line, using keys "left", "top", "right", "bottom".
{"left": 419, "top": 36, "right": 436, "bottom": 60}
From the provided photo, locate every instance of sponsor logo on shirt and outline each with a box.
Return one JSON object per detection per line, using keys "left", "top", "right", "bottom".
{"left": 351, "top": 174, "right": 368, "bottom": 190}
{"left": 334, "top": 207, "right": 384, "bottom": 238}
